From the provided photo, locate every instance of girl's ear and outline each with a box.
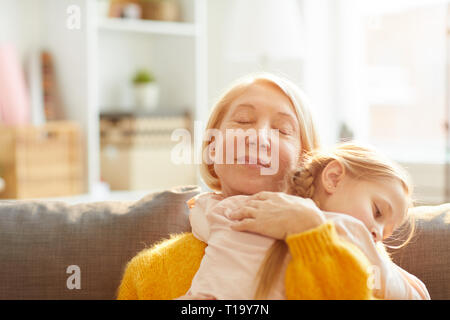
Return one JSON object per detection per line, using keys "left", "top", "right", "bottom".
{"left": 321, "top": 160, "right": 346, "bottom": 194}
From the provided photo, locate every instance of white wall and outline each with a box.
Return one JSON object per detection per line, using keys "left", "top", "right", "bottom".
{"left": 0, "top": 0, "right": 41, "bottom": 62}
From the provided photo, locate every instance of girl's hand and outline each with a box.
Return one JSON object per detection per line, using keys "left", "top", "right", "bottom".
{"left": 229, "top": 191, "right": 326, "bottom": 239}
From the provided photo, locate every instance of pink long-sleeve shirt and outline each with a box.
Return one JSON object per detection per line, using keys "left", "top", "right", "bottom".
{"left": 185, "top": 192, "right": 430, "bottom": 300}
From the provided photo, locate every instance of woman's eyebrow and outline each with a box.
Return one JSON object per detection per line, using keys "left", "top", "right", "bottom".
{"left": 277, "top": 111, "right": 295, "bottom": 118}
{"left": 232, "top": 104, "right": 297, "bottom": 126}
{"left": 229, "top": 104, "right": 255, "bottom": 116}
{"left": 234, "top": 104, "right": 255, "bottom": 110}
{"left": 276, "top": 112, "right": 298, "bottom": 128}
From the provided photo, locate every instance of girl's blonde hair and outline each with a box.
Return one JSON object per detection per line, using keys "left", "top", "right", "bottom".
{"left": 254, "top": 142, "right": 416, "bottom": 299}
{"left": 199, "top": 72, "right": 320, "bottom": 191}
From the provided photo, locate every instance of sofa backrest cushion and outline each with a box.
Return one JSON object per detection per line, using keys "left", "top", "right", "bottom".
{"left": 0, "top": 185, "right": 199, "bottom": 300}
{"left": 1, "top": 186, "right": 449, "bottom": 300}
{"left": 388, "top": 204, "right": 450, "bottom": 300}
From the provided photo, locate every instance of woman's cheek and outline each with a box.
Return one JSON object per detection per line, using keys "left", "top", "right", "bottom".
{"left": 277, "top": 140, "right": 301, "bottom": 172}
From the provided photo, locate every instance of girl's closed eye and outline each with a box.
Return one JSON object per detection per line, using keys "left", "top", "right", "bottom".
{"left": 374, "top": 203, "right": 382, "bottom": 218}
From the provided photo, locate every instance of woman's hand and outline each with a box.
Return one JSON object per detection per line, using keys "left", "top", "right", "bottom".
{"left": 229, "top": 191, "right": 326, "bottom": 239}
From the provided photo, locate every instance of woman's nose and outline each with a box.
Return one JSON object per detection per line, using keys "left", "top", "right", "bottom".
{"left": 246, "top": 125, "right": 271, "bottom": 150}
{"left": 257, "top": 128, "right": 271, "bottom": 150}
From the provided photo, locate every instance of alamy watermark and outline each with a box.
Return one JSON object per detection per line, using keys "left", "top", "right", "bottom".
{"left": 66, "top": 5, "right": 81, "bottom": 30}
{"left": 66, "top": 265, "right": 81, "bottom": 290}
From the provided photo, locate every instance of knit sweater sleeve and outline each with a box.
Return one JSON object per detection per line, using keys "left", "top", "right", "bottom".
{"left": 284, "top": 221, "right": 374, "bottom": 299}
{"left": 116, "top": 243, "right": 167, "bottom": 300}
{"left": 117, "top": 232, "right": 207, "bottom": 300}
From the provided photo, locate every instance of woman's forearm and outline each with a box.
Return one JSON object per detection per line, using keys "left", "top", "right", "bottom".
{"left": 284, "top": 202, "right": 327, "bottom": 238}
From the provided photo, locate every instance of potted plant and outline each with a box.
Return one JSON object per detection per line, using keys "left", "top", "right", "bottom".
{"left": 132, "top": 69, "right": 159, "bottom": 111}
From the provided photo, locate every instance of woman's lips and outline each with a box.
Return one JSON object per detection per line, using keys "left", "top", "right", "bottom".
{"left": 235, "top": 156, "right": 271, "bottom": 168}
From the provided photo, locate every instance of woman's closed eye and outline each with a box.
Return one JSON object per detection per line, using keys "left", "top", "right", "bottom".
{"left": 235, "top": 120, "right": 253, "bottom": 124}
{"left": 232, "top": 114, "right": 255, "bottom": 125}
{"left": 272, "top": 120, "right": 295, "bottom": 136}
{"left": 277, "top": 126, "right": 294, "bottom": 135}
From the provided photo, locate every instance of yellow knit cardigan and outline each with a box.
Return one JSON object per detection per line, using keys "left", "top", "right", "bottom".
{"left": 117, "top": 222, "right": 373, "bottom": 300}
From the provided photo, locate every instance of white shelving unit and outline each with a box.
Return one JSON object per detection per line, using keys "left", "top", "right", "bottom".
{"left": 93, "top": 0, "right": 208, "bottom": 196}
{"left": 0, "top": 0, "right": 208, "bottom": 201}
{"left": 97, "top": 17, "right": 197, "bottom": 36}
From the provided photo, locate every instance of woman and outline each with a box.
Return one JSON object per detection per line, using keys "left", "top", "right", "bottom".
{"left": 117, "top": 73, "right": 373, "bottom": 300}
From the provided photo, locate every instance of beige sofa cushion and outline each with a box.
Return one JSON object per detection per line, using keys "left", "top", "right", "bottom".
{"left": 0, "top": 185, "right": 200, "bottom": 300}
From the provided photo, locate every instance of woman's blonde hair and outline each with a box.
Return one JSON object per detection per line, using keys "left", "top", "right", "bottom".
{"left": 199, "top": 72, "right": 320, "bottom": 191}
{"left": 254, "top": 142, "right": 416, "bottom": 299}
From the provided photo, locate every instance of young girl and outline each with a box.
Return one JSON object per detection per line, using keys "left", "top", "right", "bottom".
{"left": 180, "top": 142, "right": 430, "bottom": 300}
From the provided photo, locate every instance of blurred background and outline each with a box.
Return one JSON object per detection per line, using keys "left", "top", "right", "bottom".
{"left": 0, "top": 0, "right": 449, "bottom": 205}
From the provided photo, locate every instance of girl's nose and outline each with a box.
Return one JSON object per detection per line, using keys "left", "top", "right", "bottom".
{"left": 371, "top": 226, "right": 383, "bottom": 242}
{"left": 371, "top": 231, "right": 378, "bottom": 242}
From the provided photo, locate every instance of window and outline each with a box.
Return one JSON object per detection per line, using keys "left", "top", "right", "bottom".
{"left": 333, "top": 1, "right": 450, "bottom": 203}
{"left": 364, "top": 4, "right": 448, "bottom": 163}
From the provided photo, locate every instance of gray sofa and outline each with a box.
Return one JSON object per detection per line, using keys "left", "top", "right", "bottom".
{"left": 0, "top": 185, "right": 448, "bottom": 300}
